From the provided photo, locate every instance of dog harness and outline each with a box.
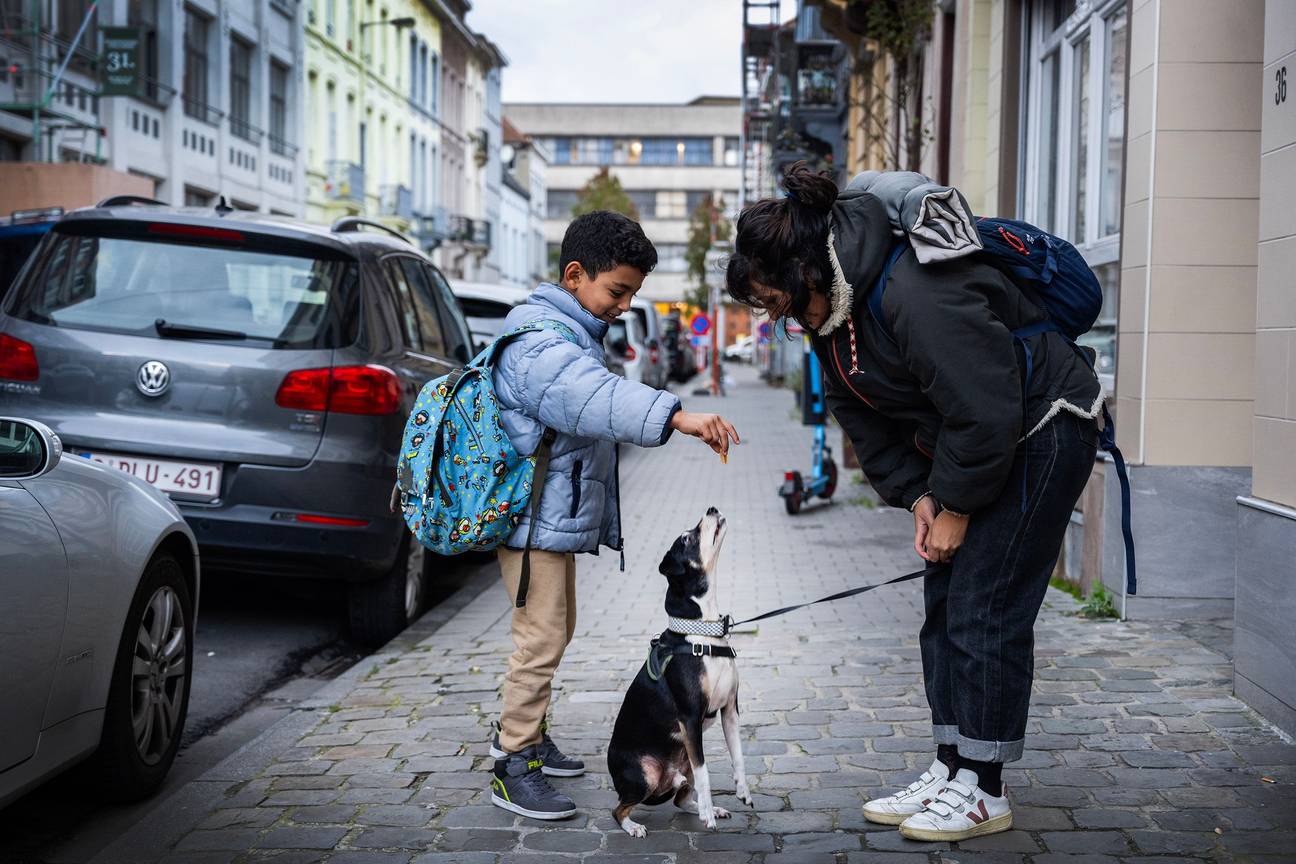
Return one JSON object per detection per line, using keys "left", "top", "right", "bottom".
{"left": 644, "top": 633, "right": 737, "bottom": 682}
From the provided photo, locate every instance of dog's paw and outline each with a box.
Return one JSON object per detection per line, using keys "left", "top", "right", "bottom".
{"left": 713, "top": 806, "right": 732, "bottom": 819}
{"left": 699, "top": 806, "right": 717, "bottom": 830}
{"left": 734, "top": 779, "right": 753, "bottom": 806}
{"left": 620, "top": 818, "right": 647, "bottom": 838}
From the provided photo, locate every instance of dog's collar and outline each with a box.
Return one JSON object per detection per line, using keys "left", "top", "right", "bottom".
{"left": 666, "top": 614, "right": 732, "bottom": 638}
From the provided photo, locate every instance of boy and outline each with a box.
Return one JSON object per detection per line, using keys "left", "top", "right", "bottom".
{"left": 487, "top": 210, "right": 738, "bottom": 819}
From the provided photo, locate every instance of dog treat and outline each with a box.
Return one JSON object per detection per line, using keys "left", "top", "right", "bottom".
{"left": 720, "top": 451, "right": 728, "bottom": 464}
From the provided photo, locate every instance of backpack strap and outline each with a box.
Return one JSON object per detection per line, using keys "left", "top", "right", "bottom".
{"left": 514, "top": 426, "right": 557, "bottom": 608}
{"left": 865, "top": 243, "right": 908, "bottom": 337}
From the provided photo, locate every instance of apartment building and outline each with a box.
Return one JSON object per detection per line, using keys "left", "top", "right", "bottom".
{"left": 503, "top": 97, "right": 743, "bottom": 302}
{"left": 0, "top": 0, "right": 306, "bottom": 214}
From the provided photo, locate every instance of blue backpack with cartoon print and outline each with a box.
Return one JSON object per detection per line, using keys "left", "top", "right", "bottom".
{"left": 393, "top": 319, "right": 579, "bottom": 606}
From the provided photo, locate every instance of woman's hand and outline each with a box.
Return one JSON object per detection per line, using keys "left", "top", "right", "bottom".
{"left": 671, "top": 411, "right": 741, "bottom": 456}
{"left": 924, "top": 511, "right": 969, "bottom": 563}
{"left": 913, "top": 495, "right": 938, "bottom": 560}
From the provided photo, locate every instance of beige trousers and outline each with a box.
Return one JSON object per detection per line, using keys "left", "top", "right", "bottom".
{"left": 496, "top": 547, "right": 577, "bottom": 753}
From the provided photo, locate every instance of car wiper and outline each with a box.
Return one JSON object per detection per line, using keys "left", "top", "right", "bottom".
{"left": 154, "top": 318, "right": 247, "bottom": 340}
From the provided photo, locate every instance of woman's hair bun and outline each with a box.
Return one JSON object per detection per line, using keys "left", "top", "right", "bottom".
{"left": 781, "top": 161, "right": 838, "bottom": 214}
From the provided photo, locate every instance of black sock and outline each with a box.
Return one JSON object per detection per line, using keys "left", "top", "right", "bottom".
{"left": 956, "top": 756, "right": 1003, "bottom": 796}
{"left": 936, "top": 744, "right": 959, "bottom": 778}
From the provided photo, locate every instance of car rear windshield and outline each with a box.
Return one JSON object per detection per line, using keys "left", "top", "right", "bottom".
{"left": 6, "top": 228, "right": 360, "bottom": 349}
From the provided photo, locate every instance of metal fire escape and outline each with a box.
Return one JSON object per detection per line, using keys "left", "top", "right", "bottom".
{"left": 0, "top": 1, "right": 105, "bottom": 162}
{"left": 739, "top": 0, "right": 781, "bottom": 211}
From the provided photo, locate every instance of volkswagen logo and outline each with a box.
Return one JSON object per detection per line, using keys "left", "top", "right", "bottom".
{"left": 136, "top": 361, "right": 171, "bottom": 397}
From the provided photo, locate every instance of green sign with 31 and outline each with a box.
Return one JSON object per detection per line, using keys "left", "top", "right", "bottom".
{"left": 101, "top": 27, "right": 141, "bottom": 97}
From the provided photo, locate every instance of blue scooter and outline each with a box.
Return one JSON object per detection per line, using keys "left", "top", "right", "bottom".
{"left": 778, "top": 336, "right": 838, "bottom": 515}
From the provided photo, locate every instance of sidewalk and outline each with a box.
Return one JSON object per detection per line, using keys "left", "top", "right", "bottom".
{"left": 97, "top": 365, "right": 1295, "bottom": 864}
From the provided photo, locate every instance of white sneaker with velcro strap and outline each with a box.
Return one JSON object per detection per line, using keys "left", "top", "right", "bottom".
{"left": 861, "top": 758, "right": 951, "bottom": 825}
{"left": 898, "top": 768, "right": 1013, "bottom": 841}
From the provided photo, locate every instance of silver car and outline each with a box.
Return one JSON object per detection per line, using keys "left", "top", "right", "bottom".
{"left": 0, "top": 417, "right": 199, "bottom": 808}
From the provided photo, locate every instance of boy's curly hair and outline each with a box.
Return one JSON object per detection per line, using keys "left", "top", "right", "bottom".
{"left": 560, "top": 210, "right": 658, "bottom": 278}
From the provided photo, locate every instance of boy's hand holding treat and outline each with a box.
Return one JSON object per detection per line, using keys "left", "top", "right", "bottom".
{"left": 670, "top": 411, "right": 740, "bottom": 458}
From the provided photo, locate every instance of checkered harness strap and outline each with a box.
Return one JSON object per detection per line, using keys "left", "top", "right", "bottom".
{"left": 666, "top": 615, "right": 731, "bottom": 638}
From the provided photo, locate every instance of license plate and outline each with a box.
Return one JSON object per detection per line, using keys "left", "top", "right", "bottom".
{"left": 81, "top": 451, "right": 222, "bottom": 502}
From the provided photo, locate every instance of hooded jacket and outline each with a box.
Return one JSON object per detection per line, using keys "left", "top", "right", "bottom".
{"left": 493, "top": 282, "right": 681, "bottom": 553}
{"left": 811, "top": 186, "right": 1102, "bottom": 515}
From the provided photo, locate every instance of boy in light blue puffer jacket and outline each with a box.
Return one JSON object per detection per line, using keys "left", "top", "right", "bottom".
{"left": 486, "top": 211, "right": 739, "bottom": 820}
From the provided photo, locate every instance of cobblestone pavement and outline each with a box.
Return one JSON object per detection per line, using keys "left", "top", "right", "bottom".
{"left": 97, "top": 365, "right": 1295, "bottom": 864}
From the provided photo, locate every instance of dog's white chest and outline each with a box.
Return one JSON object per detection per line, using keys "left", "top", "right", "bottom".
{"left": 702, "top": 655, "right": 739, "bottom": 717}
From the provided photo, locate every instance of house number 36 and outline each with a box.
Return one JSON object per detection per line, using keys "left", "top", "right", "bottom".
{"left": 1278, "top": 66, "right": 1288, "bottom": 106}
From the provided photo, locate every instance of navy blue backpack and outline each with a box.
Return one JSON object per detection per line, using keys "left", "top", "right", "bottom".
{"left": 867, "top": 216, "right": 1137, "bottom": 596}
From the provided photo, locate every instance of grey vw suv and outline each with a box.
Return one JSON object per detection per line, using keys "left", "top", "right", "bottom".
{"left": 0, "top": 199, "right": 473, "bottom": 647}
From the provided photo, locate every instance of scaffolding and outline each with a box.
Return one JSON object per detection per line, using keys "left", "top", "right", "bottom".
{"left": 739, "top": 0, "right": 781, "bottom": 211}
{"left": 0, "top": 0, "right": 106, "bottom": 163}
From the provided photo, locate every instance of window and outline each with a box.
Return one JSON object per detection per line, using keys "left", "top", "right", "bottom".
{"left": 549, "top": 137, "right": 717, "bottom": 167}
{"left": 325, "top": 0, "right": 335, "bottom": 35}
{"left": 270, "top": 60, "right": 290, "bottom": 154}
{"left": 1023, "top": 0, "right": 1124, "bottom": 380}
{"left": 430, "top": 52, "right": 439, "bottom": 115}
{"left": 229, "top": 37, "right": 253, "bottom": 140}
{"left": 128, "top": 0, "right": 160, "bottom": 102}
{"left": 723, "top": 137, "right": 740, "bottom": 166}
{"left": 655, "top": 243, "right": 687, "bottom": 273}
{"left": 396, "top": 259, "right": 447, "bottom": 357}
{"left": 626, "top": 190, "right": 656, "bottom": 219}
{"left": 409, "top": 34, "right": 418, "bottom": 100}
{"left": 657, "top": 191, "right": 686, "bottom": 219}
{"left": 183, "top": 8, "right": 211, "bottom": 119}
{"left": 546, "top": 190, "right": 580, "bottom": 219}
{"left": 57, "top": 0, "right": 96, "bottom": 74}
{"left": 384, "top": 260, "right": 425, "bottom": 351}
{"left": 421, "top": 262, "right": 472, "bottom": 362}
{"left": 686, "top": 190, "right": 712, "bottom": 216}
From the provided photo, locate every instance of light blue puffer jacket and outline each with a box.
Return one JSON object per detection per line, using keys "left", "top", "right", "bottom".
{"left": 493, "top": 283, "right": 681, "bottom": 553}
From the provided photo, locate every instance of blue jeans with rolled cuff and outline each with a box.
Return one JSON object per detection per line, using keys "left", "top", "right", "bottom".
{"left": 921, "top": 412, "right": 1099, "bottom": 763}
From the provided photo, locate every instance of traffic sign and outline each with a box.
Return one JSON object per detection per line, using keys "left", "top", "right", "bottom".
{"left": 758, "top": 321, "right": 772, "bottom": 341}
{"left": 690, "top": 313, "right": 711, "bottom": 336}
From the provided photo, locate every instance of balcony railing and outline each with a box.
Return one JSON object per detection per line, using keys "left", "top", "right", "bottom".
{"left": 325, "top": 160, "right": 365, "bottom": 203}
{"left": 139, "top": 75, "right": 177, "bottom": 107}
{"left": 229, "top": 116, "right": 264, "bottom": 145}
{"left": 182, "top": 95, "right": 224, "bottom": 126}
{"left": 379, "top": 184, "right": 413, "bottom": 219}
{"left": 448, "top": 215, "right": 491, "bottom": 248}
{"left": 269, "top": 135, "right": 298, "bottom": 158}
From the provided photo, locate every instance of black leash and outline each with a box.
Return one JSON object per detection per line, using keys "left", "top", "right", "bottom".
{"left": 720, "top": 563, "right": 949, "bottom": 634}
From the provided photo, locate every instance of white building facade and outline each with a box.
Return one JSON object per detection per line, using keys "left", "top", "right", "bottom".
{"left": 0, "top": 0, "right": 306, "bottom": 214}
{"left": 503, "top": 97, "right": 742, "bottom": 302}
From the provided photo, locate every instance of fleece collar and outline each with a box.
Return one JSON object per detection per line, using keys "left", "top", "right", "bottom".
{"left": 530, "top": 282, "right": 609, "bottom": 341}
{"left": 817, "top": 229, "right": 855, "bottom": 336}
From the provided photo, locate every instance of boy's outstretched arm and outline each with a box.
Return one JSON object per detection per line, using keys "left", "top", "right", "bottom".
{"left": 502, "top": 334, "right": 738, "bottom": 454}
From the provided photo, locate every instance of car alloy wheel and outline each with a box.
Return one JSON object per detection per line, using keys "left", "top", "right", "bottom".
{"left": 404, "top": 542, "right": 425, "bottom": 622}
{"left": 131, "top": 585, "right": 188, "bottom": 766}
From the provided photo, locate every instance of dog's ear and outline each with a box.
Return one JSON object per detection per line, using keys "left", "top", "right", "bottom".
{"left": 658, "top": 541, "right": 687, "bottom": 578}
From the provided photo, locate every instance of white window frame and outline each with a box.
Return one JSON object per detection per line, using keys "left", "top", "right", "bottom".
{"left": 1022, "top": 0, "right": 1125, "bottom": 271}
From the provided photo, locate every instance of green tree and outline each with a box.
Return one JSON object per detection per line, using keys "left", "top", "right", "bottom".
{"left": 684, "top": 194, "right": 732, "bottom": 309}
{"left": 571, "top": 167, "right": 639, "bottom": 220}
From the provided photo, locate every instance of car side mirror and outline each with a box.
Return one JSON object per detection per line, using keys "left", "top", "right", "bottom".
{"left": 0, "top": 417, "right": 61, "bottom": 479}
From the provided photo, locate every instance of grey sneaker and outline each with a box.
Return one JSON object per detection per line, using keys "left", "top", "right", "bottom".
{"left": 489, "top": 721, "right": 586, "bottom": 777}
{"left": 489, "top": 744, "right": 578, "bottom": 820}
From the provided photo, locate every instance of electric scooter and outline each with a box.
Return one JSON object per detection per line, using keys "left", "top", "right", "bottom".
{"left": 778, "top": 335, "right": 837, "bottom": 515}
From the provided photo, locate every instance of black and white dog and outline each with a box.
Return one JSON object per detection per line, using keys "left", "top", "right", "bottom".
{"left": 606, "top": 508, "right": 752, "bottom": 837}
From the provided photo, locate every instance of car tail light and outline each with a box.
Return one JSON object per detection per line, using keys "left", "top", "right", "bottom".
{"left": 623, "top": 344, "right": 637, "bottom": 362}
{"left": 0, "top": 334, "right": 38, "bottom": 381}
{"left": 276, "top": 365, "right": 400, "bottom": 415}
{"left": 276, "top": 368, "right": 330, "bottom": 411}
{"left": 328, "top": 365, "right": 401, "bottom": 415}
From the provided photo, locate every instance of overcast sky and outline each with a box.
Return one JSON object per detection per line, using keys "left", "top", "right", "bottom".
{"left": 468, "top": 0, "right": 779, "bottom": 105}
